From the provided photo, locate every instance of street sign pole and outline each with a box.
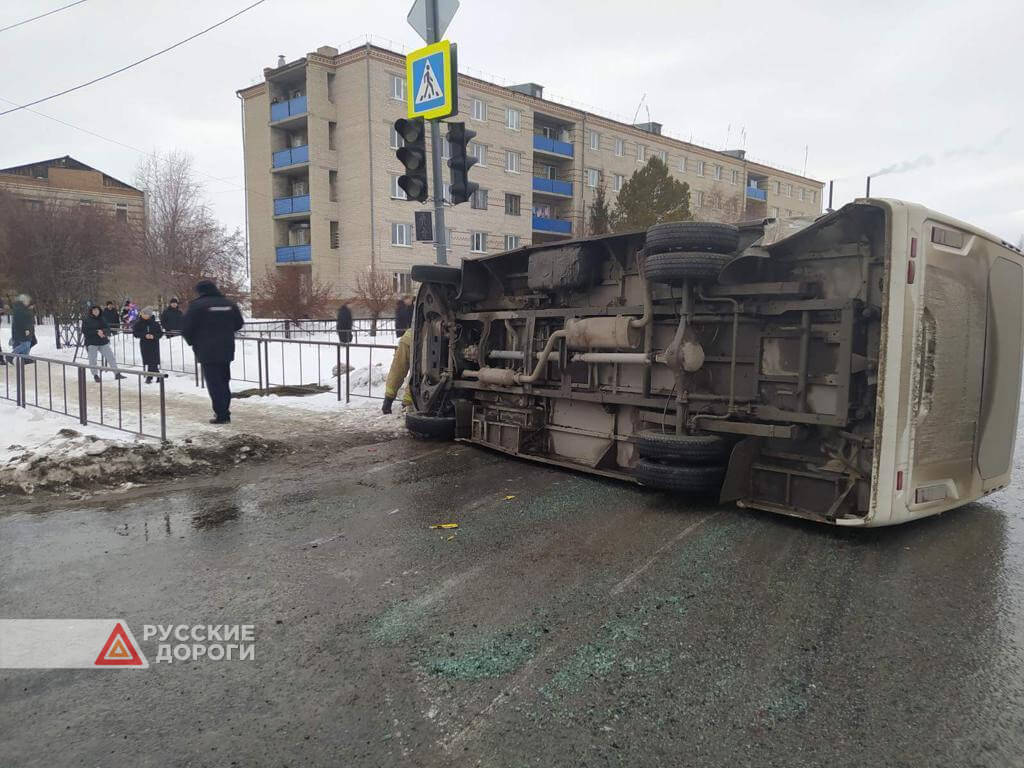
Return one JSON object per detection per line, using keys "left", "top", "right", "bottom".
{"left": 426, "top": 0, "right": 447, "bottom": 265}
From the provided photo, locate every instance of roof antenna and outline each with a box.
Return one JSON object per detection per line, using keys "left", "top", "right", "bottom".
{"left": 631, "top": 93, "right": 647, "bottom": 125}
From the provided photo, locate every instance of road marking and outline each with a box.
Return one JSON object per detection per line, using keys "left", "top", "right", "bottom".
{"left": 609, "top": 512, "right": 718, "bottom": 596}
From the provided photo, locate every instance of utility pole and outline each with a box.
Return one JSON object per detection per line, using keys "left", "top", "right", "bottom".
{"left": 426, "top": 0, "right": 447, "bottom": 265}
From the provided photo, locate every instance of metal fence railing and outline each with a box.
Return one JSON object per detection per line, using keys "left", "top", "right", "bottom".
{"left": 1, "top": 353, "right": 168, "bottom": 440}
{"left": 244, "top": 318, "right": 402, "bottom": 344}
{"left": 229, "top": 336, "right": 397, "bottom": 402}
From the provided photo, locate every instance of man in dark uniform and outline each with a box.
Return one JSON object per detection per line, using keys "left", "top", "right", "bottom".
{"left": 101, "top": 301, "right": 120, "bottom": 332}
{"left": 336, "top": 300, "right": 353, "bottom": 344}
{"left": 394, "top": 295, "right": 414, "bottom": 337}
{"left": 182, "top": 280, "right": 244, "bottom": 424}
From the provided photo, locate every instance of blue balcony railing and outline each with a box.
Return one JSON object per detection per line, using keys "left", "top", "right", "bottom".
{"left": 270, "top": 95, "right": 308, "bottom": 122}
{"left": 272, "top": 145, "right": 309, "bottom": 168}
{"left": 745, "top": 186, "right": 767, "bottom": 201}
{"left": 532, "top": 215, "right": 572, "bottom": 235}
{"left": 273, "top": 194, "right": 311, "bottom": 216}
{"left": 532, "top": 177, "right": 573, "bottom": 197}
{"left": 533, "top": 134, "right": 574, "bottom": 158}
{"left": 276, "top": 245, "right": 312, "bottom": 263}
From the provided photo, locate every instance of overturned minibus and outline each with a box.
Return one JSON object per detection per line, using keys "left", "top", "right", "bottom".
{"left": 406, "top": 199, "right": 1024, "bottom": 526}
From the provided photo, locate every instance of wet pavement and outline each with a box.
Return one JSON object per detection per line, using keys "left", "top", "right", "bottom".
{"left": 1, "top": 433, "right": 1023, "bottom": 767}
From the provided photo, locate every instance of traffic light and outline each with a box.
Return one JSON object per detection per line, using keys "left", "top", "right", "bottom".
{"left": 446, "top": 122, "right": 478, "bottom": 205}
{"left": 394, "top": 117, "right": 428, "bottom": 203}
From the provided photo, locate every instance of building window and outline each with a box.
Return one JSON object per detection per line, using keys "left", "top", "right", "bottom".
{"left": 471, "top": 188, "right": 488, "bottom": 210}
{"left": 328, "top": 122, "right": 337, "bottom": 150}
{"left": 696, "top": 160, "right": 705, "bottom": 176}
{"left": 504, "top": 234, "right": 520, "bottom": 250}
{"left": 329, "top": 170, "right": 338, "bottom": 202}
{"left": 22, "top": 198, "right": 42, "bottom": 211}
{"left": 731, "top": 169, "right": 739, "bottom": 185}
{"left": 391, "top": 222, "right": 411, "bottom": 246}
{"left": 657, "top": 150, "right": 667, "bottom": 164}
{"left": 798, "top": 187, "right": 806, "bottom": 201}
{"left": 390, "top": 75, "right": 405, "bottom": 101}
{"left": 590, "top": 131, "right": 600, "bottom": 151}
{"left": 442, "top": 183, "right": 452, "bottom": 204}
{"left": 637, "top": 145, "right": 646, "bottom": 163}
{"left": 330, "top": 220, "right": 339, "bottom": 249}
{"left": 505, "top": 150, "right": 521, "bottom": 173}
{"left": 810, "top": 190, "right": 817, "bottom": 203}
{"left": 770, "top": 206, "right": 779, "bottom": 218}
{"left": 471, "top": 232, "right": 487, "bottom": 253}
{"left": 714, "top": 164, "right": 722, "bottom": 181}
{"left": 393, "top": 272, "right": 413, "bottom": 294}
{"left": 469, "top": 142, "right": 487, "bottom": 166}
{"left": 613, "top": 173, "right": 624, "bottom": 192}
{"left": 471, "top": 98, "right": 486, "bottom": 121}
{"left": 440, "top": 138, "right": 451, "bottom": 159}
{"left": 446, "top": 227, "right": 453, "bottom": 251}
{"left": 586, "top": 168, "right": 600, "bottom": 188}
{"left": 679, "top": 157, "right": 687, "bottom": 173}
{"left": 388, "top": 124, "right": 403, "bottom": 150}
{"left": 327, "top": 73, "right": 336, "bottom": 102}
{"left": 390, "top": 174, "right": 407, "bottom": 200}
{"left": 506, "top": 108, "right": 521, "bottom": 130}
{"left": 784, "top": 183, "right": 792, "bottom": 197}
{"left": 614, "top": 138, "right": 624, "bottom": 157}
{"left": 697, "top": 191, "right": 705, "bottom": 208}
{"left": 773, "top": 180, "right": 781, "bottom": 194}
{"left": 505, "top": 193, "right": 521, "bottom": 216}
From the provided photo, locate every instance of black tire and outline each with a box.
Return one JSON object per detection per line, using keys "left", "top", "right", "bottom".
{"left": 405, "top": 411, "right": 455, "bottom": 440}
{"left": 635, "top": 431, "right": 729, "bottom": 464}
{"left": 644, "top": 251, "right": 731, "bottom": 283}
{"left": 633, "top": 457, "right": 726, "bottom": 494}
{"left": 411, "top": 264, "right": 461, "bottom": 285}
{"left": 645, "top": 222, "right": 739, "bottom": 255}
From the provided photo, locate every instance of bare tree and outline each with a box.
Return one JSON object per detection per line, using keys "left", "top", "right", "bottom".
{"left": 135, "top": 151, "right": 246, "bottom": 305}
{"left": 251, "top": 266, "right": 335, "bottom": 321}
{"left": 353, "top": 267, "right": 395, "bottom": 337}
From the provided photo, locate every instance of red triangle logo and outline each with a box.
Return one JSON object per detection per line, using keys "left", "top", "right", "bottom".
{"left": 94, "top": 622, "right": 144, "bottom": 666}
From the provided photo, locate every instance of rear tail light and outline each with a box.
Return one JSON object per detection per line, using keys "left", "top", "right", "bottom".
{"left": 896, "top": 471, "right": 904, "bottom": 491}
{"left": 907, "top": 260, "right": 916, "bottom": 284}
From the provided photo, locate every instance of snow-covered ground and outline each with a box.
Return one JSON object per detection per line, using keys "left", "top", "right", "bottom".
{"left": 1, "top": 323, "right": 405, "bottom": 474}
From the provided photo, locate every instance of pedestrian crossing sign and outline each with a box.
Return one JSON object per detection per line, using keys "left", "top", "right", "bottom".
{"left": 406, "top": 40, "right": 458, "bottom": 120}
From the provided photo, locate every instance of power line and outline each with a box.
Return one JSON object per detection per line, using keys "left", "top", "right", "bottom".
{"left": 0, "top": 0, "right": 269, "bottom": 118}
{"left": 0, "top": 0, "right": 88, "bottom": 34}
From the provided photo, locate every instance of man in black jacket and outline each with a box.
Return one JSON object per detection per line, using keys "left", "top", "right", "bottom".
{"left": 82, "top": 305, "right": 126, "bottom": 382}
{"left": 161, "top": 298, "right": 184, "bottom": 335}
{"left": 11, "top": 294, "right": 34, "bottom": 356}
{"left": 182, "top": 280, "right": 244, "bottom": 424}
{"left": 336, "top": 301, "right": 353, "bottom": 344}
{"left": 101, "top": 302, "right": 120, "bottom": 333}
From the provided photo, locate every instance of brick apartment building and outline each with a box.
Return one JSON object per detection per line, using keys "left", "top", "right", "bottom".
{"left": 237, "top": 43, "right": 823, "bottom": 298}
{"left": 0, "top": 155, "right": 145, "bottom": 228}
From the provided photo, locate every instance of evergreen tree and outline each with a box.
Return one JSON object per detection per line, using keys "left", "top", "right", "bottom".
{"left": 588, "top": 185, "right": 612, "bottom": 235}
{"left": 611, "top": 156, "right": 691, "bottom": 232}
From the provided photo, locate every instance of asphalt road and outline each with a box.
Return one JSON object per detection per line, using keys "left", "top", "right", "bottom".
{"left": 2, "top": 432, "right": 1023, "bottom": 768}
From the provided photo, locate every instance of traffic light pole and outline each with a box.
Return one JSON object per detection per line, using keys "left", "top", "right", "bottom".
{"left": 426, "top": 0, "right": 447, "bottom": 265}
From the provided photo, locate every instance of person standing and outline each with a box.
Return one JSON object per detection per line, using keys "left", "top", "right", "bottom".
{"left": 160, "top": 298, "right": 184, "bottom": 335}
{"left": 382, "top": 328, "right": 414, "bottom": 414}
{"left": 102, "top": 301, "right": 120, "bottom": 333}
{"left": 336, "top": 301, "right": 353, "bottom": 345}
{"left": 133, "top": 307, "right": 164, "bottom": 383}
{"left": 395, "top": 295, "right": 414, "bottom": 337}
{"left": 182, "top": 280, "right": 244, "bottom": 425}
{"left": 10, "top": 294, "right": 34, "bottom": 356}
{"left": 81, "top": 305, "right": 126, "bottom": 382}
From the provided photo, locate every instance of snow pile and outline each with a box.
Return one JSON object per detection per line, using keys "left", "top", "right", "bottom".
{"left": 347, "top": 363, "right": 389, "bottom": 393}
{"left": 0, "top": 428, "right": 285, "bottom": 496}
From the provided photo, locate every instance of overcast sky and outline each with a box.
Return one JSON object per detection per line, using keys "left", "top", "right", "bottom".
{"left": 1, "top": 0, "right": 1021, "bottom": 242}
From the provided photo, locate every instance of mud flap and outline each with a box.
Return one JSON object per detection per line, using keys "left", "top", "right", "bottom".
{"left": 454, "top": 399, "right": 473, "bottom": 439}
{"left": 718, "top": 437, "right": 761, "bottom": 504}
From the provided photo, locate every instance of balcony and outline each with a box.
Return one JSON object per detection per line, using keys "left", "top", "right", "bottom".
{"left": 276, "top": 244, "right": 312, "bottom": 263}
{"left": 273, "top": 194, "right": 311, "bottom": 216}
{"left": 272, "top": 145, "right": 309, "bottom": 169}
{"left": 532, "top": 215, "right": 572, "bottom": 235}
{"left": 745, "top": 186, "right": 767, "bottom": 201}
{"left": 532, "top": 177, "right": 573, "bottom": 197}
{"left": 270, "top": 95, "right": 307, "bottom": 123}
{"left": 533, "top": 134, "right": 574, "bottom": 158}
